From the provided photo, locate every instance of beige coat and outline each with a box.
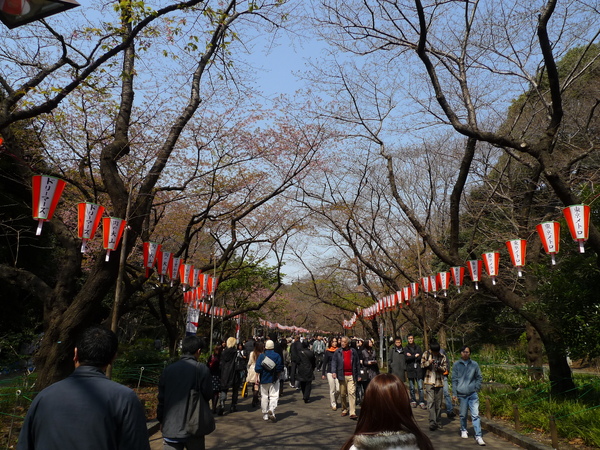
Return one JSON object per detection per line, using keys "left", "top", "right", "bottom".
{"left": 246, "top": 351, "right": 259, "bottom": 384}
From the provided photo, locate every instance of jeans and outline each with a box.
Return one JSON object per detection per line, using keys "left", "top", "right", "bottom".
{"left": 443, "top": 375, "right": 453, "bottom": 412}
{"left": 409, "top": 377, "right": 425, "bottom": 404}
{"left": 458, "top": 392, "right": 482, "bottom": 437}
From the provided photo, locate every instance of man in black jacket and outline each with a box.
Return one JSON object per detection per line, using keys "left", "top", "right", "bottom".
{"left": 17, "top": 326, "right": 150, "bottom": 450}
{"left": 405, "top": 334, "right": 426, "bottom": 409}
{"left": 158, "top": 335, "right": 214, "bottom": 450}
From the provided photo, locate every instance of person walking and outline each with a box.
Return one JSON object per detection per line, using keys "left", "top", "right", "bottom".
{"left": 246, "top": 340, "right": 264, "bottom": 408}
{"left": 296, "top": 340, "right": 316, "bottom": 403}
{"left": 440, "top": 346, "right": 456, "bottom": 418}
{"left": 388, "top": 336, "right": 407, "bottom": 382}
{"left": 359, "top": 339, "right": 379, "bottom": 394}
{"left": 17, "top": 326, "right": 150, "bottom": 450}
{"left": 207, "top": 344, "right": 222, "bottom": 413}
{"left": 312, "top": 335, "right": 326, "bottom": 371}
{"left": 255, "top": 339, "right": 284, "bottom": 422}
{"left": 289, "top": 335, "right": 302, "bottom": 389}
{"left": 452, "top": 345, "right": 486, "bottom": 446}
{"left": 341, "top": 373, "right": 434, "bottom": 450}
{"left": 331, "top": 336, "right": 362, "bottom": 420}
{"left": 405, "top": 334, "right": 425, "bottom": 409}
{"left": 322, "top": 336, "right": 340, "bottom": 411}
{"left": 158, "top": 335, "right": 214, "bottom": 450}
{"left": 218, "top": 337, "right": 240, "bottom": 414}
{"left": 421, "top": 341, "right": 448, "bottom": 431}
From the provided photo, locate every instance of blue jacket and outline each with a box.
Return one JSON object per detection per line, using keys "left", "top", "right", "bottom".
{"left": 18, "top": 366, "right": 150, "bottom": 450}
{"left": 331, "top": 347, "right": 361, "bottom": 381}
{"left": 452, "top": 358, "right": 482, "bottom": 396}
{"left": 255, "top": 350, "right": 284, "bottom": 384}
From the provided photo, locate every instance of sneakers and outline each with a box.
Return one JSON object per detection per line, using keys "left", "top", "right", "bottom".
{"left": 263, "top": 413, "right": 269, "bottom": 421}
{"left": 419, "top": 403, "right": 427, "bottom": 410}
{"left": 461, "top": 430, "right": 469, "bottom": 439}
{"left": 331, "top": 402, "right": 337, "bottom": 411}
{"left": 267, "top": 410, "right": 277, "bottom": 422}
{"left": 475, "top": 437, "right": 486, "bottom": 446}
{"left": 410, "top": 401, "right": 417, "bottom": 407}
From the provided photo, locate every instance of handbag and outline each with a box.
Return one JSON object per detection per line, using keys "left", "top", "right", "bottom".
{"left": 261, "top": 355, "right": 277, "bottom": 371}
{"left": 185, "top": 362, "right": 216, "bottom": 437}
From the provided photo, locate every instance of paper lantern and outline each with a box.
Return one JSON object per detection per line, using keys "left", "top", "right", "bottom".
{"left": 77, "top": 202, "right": 104, "bottom": 252}
{"left": 410, "top": 281, "right": 419, "bottom": 298}
{"left": 429, "top": 275, "right": 438, "bottom": 297}
{"left": 102, "top": 217, "right": 126, "bottom": 261}
{"left": 506, "top": 239, "right": 527, "bottom": 277}
{"left": 482, "top": 252, "right": 500, "bottom": 285}
{"left": 402, "top": 286, "right": 411, "bottom": 305}
{"left": 467, "top": 260, "right": 482, "bottom": 290}
{"left": 179, "top": 263, "right": 193, "bottom": 289}
{"left": 169, "top": 257, "right": 182, "bottom": 286}
{"left": 143, "top": 242, "right": 161, "bottom": 278}
{"left": 437, "top": 271, "right": 450, "bottom": 296}
{"left": 156, "top": 251, "right": 172, "bottom": 284}
{"left": 450, "top": 266, "right": 464, "bottom": 293}
{"left": 536, "top": 221, "right": 560, "bottom": 265}
{"left": 421, "top": 276, "right": 430, "bottom": 293}
{"left": 563, "top": 204, "right": 590, "bottom": 253}
{"left": 32, "top": 175, "right": 67, "bottom": 235}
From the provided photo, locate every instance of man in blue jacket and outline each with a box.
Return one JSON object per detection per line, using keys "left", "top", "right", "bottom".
{"left": 255, "top": 340, "right": 284, "bottom": 422}
{"left": 331, "top": 336, "right": 361, "bottom": 420}
{"left": 17, "top": 326, "right": 150, "bottom": 450}
{"left": 452, "top": 345, "right": 486, "bottom": 446}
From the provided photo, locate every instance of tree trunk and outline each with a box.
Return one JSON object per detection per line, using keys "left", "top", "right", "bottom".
{"left": 526, "top": 323, "right": 544, "bottom": 380}
{"left": 543, "top": 337, "right": 576, "bottom": 397}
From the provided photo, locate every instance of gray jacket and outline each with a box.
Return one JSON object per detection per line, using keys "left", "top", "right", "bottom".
{"left": 158, "top": 355, "right": 213, "bottom": 439}
{"left": 387, "top": 345, "right": 406, "bottom": 381}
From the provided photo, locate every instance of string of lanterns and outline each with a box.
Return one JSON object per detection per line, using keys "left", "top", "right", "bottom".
{"left": 342, "top": 204, "right": 591, "bottom": 329}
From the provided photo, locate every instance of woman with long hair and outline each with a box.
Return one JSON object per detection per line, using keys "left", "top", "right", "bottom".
{"left": 341, "top": 373, "right": 434, "bottom": 450}
{"left": 359, "top": 339, "right": 379, "bottom": 394}
{"left": 246, "top": 340, "right": 264, "bottom": 407}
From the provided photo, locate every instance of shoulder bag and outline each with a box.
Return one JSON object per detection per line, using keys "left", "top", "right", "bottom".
{"left": 185, "top": 362, "right": 216, "bottom": 437}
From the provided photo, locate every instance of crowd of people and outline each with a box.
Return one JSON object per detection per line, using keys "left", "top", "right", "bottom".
{"left": 16, "top": 327, "right": 486, "bottom": 450}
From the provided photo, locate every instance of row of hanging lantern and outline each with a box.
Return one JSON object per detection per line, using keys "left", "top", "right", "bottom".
{"left": 342, "top": 204, "right": 591, "bottom": 329}
{"left": 32, "top": 175, "right": 219, "bottom": 290}
{"left": 259, "top": 318, "right": 311, "bottom": 334}
{"left": 33, "top": 175, "right": 127, "bottom": 261}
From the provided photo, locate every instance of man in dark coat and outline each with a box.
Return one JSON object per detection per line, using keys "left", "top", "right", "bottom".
{"left": 158, "top": 334, "right": 213, "bottom": 450}
{"left": 296, "top": 340, "right": 316, "bottom": 403}
{"left": 405, "top": 334, "right": 425, "bottom": 408}
{"left": 289, "top": 335, "right": 302, "bottom": 389}
{"left": 18, "top": 326, "right": 150, "bottom": 450}
{"left": 218, "top": 337, "right": 239, "bottom": 415}
{"left": 388, "top": 336, "right": 407, "bottom": 381}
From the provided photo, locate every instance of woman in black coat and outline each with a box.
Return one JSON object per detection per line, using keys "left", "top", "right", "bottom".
{"left": 219, "top": 337, "right": 240, "bottom": 414}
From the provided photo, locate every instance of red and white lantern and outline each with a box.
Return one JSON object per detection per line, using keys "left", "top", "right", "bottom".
{"left": 437, "top": 272, "right": 451, "bottom": 296}
{"left": 102, "top": 217, "right": 126, "bottom": 261}
{"left": 179, "top": 263, "right": 193, "bottom": 289}
{"left": 450, "top": 266, "right": 464, "bottom": 293}
{"left": 1, "top": 0, "right": 31, "bottom": 15}
{"left": 563, "top": 204, "right": 590, "bottom": 253}
{"left": 402, "top": 286, "right": 411, "bottom": 305}
{"left": 410, "top": 281, "right": 419, "bottom": 298}
{"left": 421, "top": 276, "right": 430, "bottom": 294}
{"left": 482, "top": 252, "right": 500, "bottom": 285}
{"left": 506, "top": 239, "right": 527, "bottom": 277}
{"left": 191, "top": 268, "right": 202, "bottom": 288}
{"left": 536, "top": 221, "right": 560, "bottom": 265}
{"left": 143, "top": 242, "right": 161, "bottom": 278}
{"left": 169, "top": 257, "right": 182, "bottom": 286}
{"left": 156, "top": 251, "right": 172, "bottom": 284}
{"left": 467, "top": 260, "right": 483, "bottom": 290}
{"left": 32, "top": 175, "right": 67, "bottom": 235}
{"left": 429, "top": 275, "right": 438, "bottom": 297}
{"left": 77, "top": 202, "right": 104, "bottom": 252}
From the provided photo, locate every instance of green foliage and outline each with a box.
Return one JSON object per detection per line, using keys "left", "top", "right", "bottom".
{"left": 481, "top": 371, "right": 600, "bottom": 447}
{"left": 111, "top": 338, "right": 171, "bottom": 386}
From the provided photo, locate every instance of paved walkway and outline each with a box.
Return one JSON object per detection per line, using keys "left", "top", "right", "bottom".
{"left": 150, "top": 377, "right": 524, "bottom": 449}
